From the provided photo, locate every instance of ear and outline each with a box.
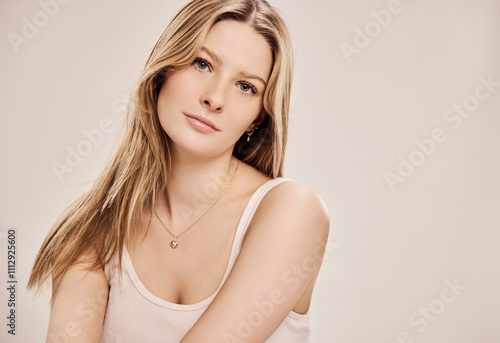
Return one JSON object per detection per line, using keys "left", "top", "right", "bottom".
{"left": 246, "top": 110, "right": 267, "bottom": 131}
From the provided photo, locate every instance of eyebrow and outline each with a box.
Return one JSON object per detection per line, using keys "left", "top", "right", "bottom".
{"left": 201, "top": 46, "right": 222, "bottom": 65}
{"left": 200, "top": 46, "right": 267, "bottom": 87}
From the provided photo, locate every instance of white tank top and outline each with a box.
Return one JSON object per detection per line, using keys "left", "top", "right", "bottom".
{"left": 101, "top": 177, "right": 312, "bottom": 342}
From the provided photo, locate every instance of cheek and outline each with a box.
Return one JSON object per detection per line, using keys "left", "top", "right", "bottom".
{"left": 159, "top": 73, "right": 184, "bottom": 106}
{"left": 229, "top": 100, "right": 263, "bottom": 129}
{"left": 157, "top": 88, "right": 178, "bottom": 137}
{"left": 157, "top": 73, "right": 189, "bottom": 122}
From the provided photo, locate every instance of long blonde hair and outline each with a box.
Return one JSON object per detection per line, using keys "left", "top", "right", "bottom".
{"left": 28, "top": 0, "right": 294, "bottom": 297}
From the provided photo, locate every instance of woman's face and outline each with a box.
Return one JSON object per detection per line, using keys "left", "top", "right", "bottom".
{"left": 157, "top": 20, "right": 273, "bottom": 159}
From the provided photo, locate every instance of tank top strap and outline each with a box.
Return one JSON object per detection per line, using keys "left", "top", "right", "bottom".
{"left": 217, "top": 177, "right": 294, "bottom": 289}
{"left": 235, "top": 177, "right": 294, "bottom": 251}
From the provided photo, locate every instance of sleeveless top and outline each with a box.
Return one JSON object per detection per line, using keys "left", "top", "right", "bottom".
{"left": 101, "top": 177, "right": 312, "bottom": 342}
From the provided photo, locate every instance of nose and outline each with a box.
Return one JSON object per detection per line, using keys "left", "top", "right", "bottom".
{"left": 200, "top": 79, "right": 224, "bottom": 112}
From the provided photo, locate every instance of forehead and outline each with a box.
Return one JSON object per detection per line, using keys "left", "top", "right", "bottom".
{"left": 202, "top": 20, "right": 273, "bottom": 81}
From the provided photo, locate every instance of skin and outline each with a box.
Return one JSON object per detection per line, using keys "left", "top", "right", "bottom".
{"left": 157, "top": 19, "right": 270, "bottom": 161}
{"left": 46, "top": 20, "right": 330, "bottom": 342}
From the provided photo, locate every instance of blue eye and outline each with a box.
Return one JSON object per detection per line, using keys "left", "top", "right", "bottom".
{"left": 194, "top": 58, "right": 210, "bottom": 71}
{"left": 239, "top": 82, "right": 257, "bottom": 95}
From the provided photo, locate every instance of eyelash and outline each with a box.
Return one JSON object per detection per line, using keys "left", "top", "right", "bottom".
{"left": 193, "top": 57, "right": 211, "bottom": 72}
{"left": 237, "top": 82, "right": 258, "bottom": 96}
{"left": 192, "top": 57, "right": 258, "bottom": 96}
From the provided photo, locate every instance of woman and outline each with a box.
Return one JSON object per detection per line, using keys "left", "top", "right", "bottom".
{"left": 28, "top": 0, "right": 330, "bottom": 341}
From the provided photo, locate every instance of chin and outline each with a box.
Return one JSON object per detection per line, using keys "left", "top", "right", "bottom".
{"left": 165, "top": 132, "right": 227, "bottom": 159}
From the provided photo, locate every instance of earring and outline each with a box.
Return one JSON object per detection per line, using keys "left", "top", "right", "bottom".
{"left": 246, "top": 127, "right": 257, "bottom": 142}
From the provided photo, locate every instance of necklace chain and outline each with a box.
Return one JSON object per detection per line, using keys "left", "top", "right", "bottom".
{"left": 153, "top": 159, "right": 240, "bottom": 249}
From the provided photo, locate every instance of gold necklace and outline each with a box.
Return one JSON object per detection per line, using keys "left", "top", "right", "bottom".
{"left": 153, "top": 159, "right": 239, "bottom": 249}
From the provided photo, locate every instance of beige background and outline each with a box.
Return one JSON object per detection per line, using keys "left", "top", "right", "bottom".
{"left": 1, "top": 0, "right": 499, "bottom": 342}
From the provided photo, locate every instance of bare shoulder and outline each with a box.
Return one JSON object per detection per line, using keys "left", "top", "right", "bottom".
{"left": 53, "top": 247, "right": 108, "bottom": 306}
{"left": 63, "top": 247, "right": 108, "bottom": 286}
{"left": 242, "top": 180, "right": 330, "bottom": 262}
{"left": 235, "top": 160, "right": 328, "bottom": 215}
{"left": 275, "top": 180, "right": 328, "bottom": 207}
{"left": 256, "top": 180, "right": 329, "bottom": 227}
{"left": 48, "top": 247, "right": 108, "bottom": 342}
{"left": 235, "top": 158, "right": 330, "bottom": 247}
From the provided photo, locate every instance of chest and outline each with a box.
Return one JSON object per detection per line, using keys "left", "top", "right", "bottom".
{"left": 126, "top": 199, "right": 247, "bottom": 305}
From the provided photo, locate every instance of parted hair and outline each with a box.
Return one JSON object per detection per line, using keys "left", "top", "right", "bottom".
{"left": 28, "top": 0, "right": 294, "bottom": 297}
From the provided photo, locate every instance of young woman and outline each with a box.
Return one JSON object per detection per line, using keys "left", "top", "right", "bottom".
{"left": 28, "top": 0, "right": 330, "bottom": 341}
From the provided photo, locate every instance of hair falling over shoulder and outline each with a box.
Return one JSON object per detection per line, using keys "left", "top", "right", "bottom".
{"left": 28, "top": 0, "right": 294, "bottom": 298}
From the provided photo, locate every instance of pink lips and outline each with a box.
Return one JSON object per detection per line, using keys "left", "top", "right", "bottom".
{"left": 184, "top": 113, "right": 219, "bottom": 133}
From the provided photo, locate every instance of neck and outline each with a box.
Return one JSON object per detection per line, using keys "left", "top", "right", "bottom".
{"left": 159, "top": 149, "right": 238, "bottom": 228}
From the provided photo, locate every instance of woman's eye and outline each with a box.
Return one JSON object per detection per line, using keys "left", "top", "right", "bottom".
{"left": 194, "top": 58, "right": 210, "bottom": 71}
{"left": 239, "top": 82, "right": 257, "bottom": 95}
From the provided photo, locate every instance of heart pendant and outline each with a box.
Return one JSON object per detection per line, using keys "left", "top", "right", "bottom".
{"left": 170, "top": 240, "right": 178, "bottom": 249}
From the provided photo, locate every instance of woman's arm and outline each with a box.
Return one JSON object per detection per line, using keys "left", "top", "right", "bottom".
{"left": 181, "top": 181, "right": 330, "bottom": 342}
{"left": 46, "top": 250, "right": 109, "bottom": 343}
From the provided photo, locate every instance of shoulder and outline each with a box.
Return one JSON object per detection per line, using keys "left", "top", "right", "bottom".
{"left": 261, "top": 179, "right": 329, "bottom": 224}
{"left": 235, "top": 159, "right": 330, "bottom": 236}
{"left": 244, "top": 179, "right": 330, "bottom": 245}
{"left": 48, "top": 247, "right": 108, "bottom": 341}
{"left": 54, "top": 247, "right": 108, "bottom": 297}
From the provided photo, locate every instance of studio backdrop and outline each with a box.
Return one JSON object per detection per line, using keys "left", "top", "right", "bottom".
{"left": 1, "top": 0, "right": 499, "bottom": 342}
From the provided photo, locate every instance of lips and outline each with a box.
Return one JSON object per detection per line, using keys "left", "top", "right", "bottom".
{"left": 183, "top": 113, "right": 220, "bottom": 131}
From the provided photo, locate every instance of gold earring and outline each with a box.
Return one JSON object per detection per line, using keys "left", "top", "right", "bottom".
{"left": 246, "top": 127, "right": 257, "bottom": 142}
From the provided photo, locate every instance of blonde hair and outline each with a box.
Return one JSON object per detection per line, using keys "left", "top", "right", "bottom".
{"left": 28, "top": 0, "right": 294, "bottom": 297}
